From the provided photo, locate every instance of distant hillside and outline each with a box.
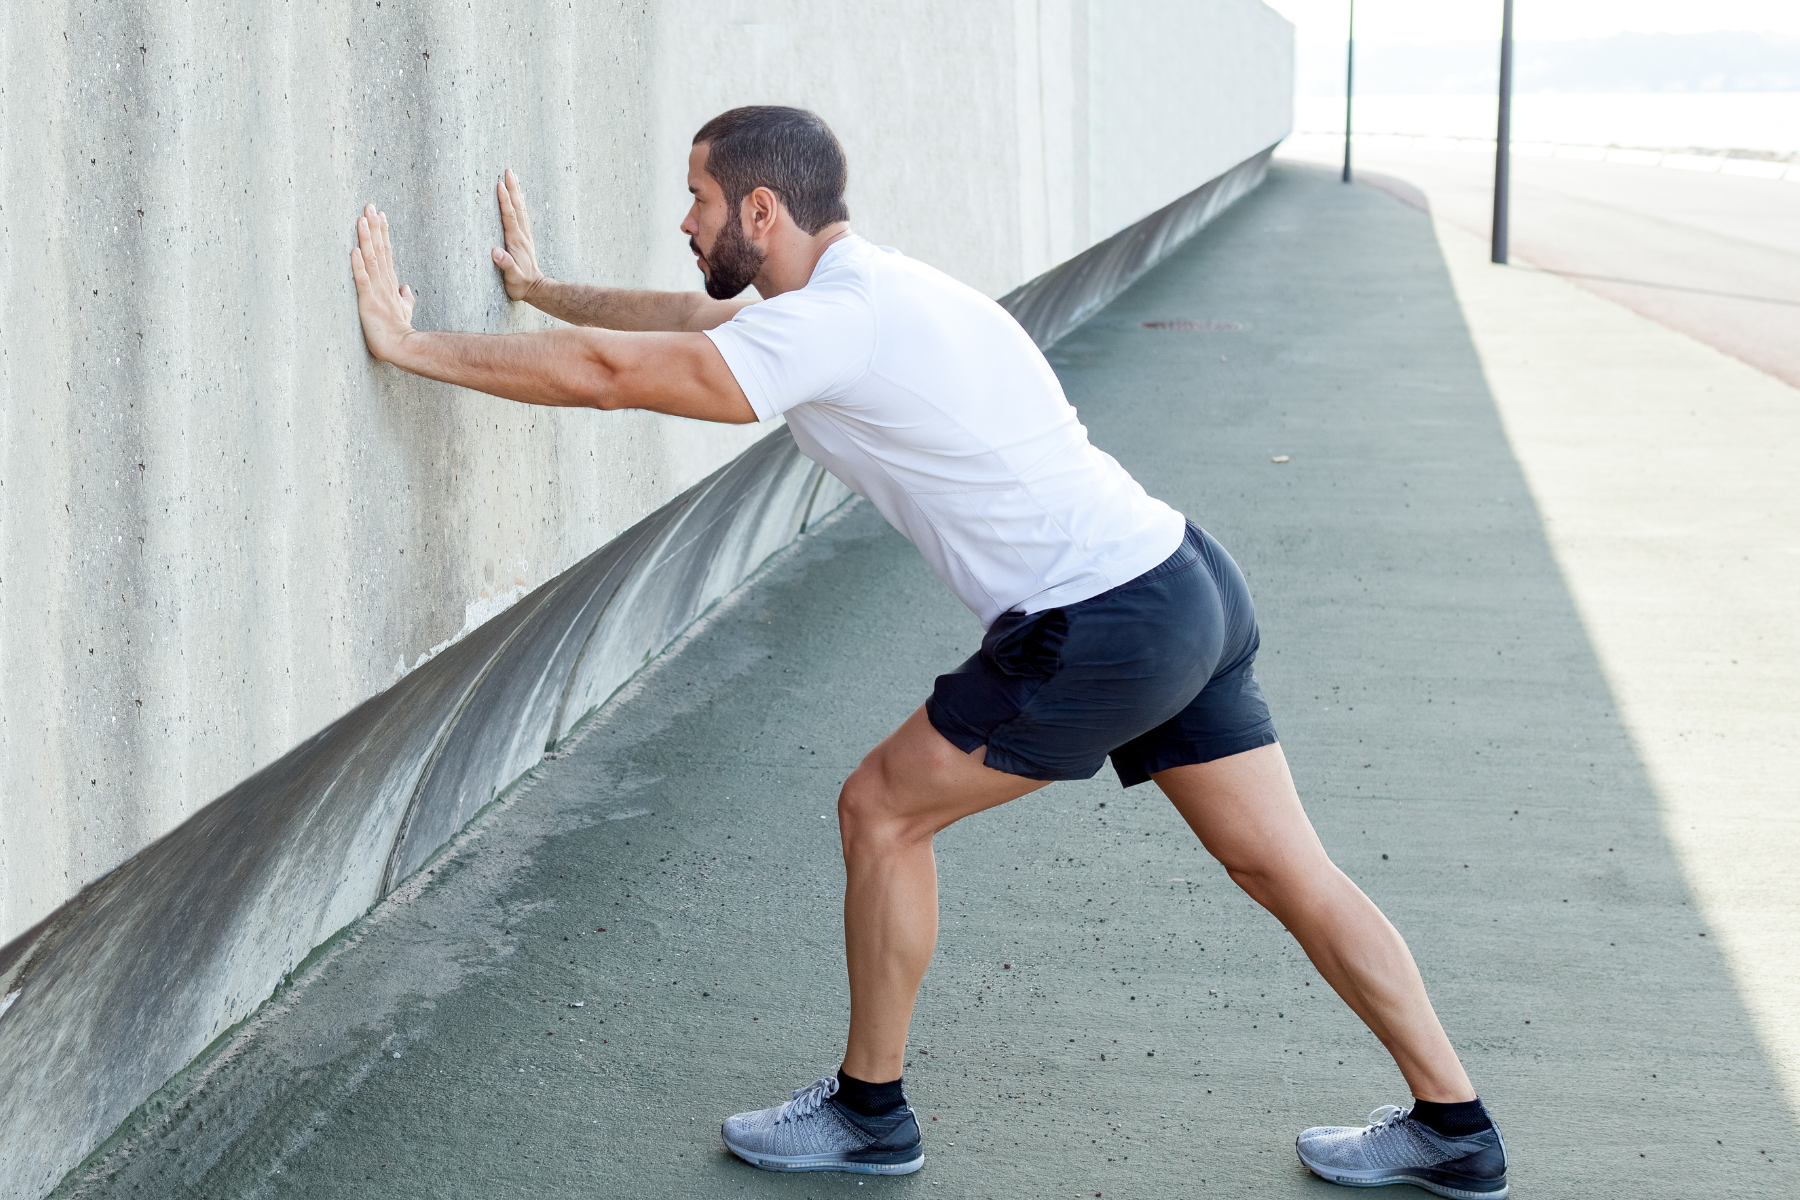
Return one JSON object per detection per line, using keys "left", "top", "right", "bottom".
{"left": 1302, "top": 31, "right": 1800, "bottom": 96}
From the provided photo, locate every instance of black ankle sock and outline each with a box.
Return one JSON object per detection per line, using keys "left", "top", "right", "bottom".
{"left": 835, "top": 1068, "right": 906, "bottom": 1117}
{"left": 1408, "top": 1097, "right": 1493, "bottom": 1137}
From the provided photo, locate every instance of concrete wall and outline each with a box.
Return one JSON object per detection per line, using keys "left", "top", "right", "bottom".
{"left": 0, "top": 10, "right": 1289, "bottom": 1189}
{"left": 1, "top": 0, "right": 1291, "bottom": 951}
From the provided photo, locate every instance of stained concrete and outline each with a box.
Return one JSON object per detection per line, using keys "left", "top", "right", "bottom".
{"left": 49, "top": 164, "right": 1799, "bottom": 1198}
{"left": 0, "top": 428, "right": 857, "bottom": 1200}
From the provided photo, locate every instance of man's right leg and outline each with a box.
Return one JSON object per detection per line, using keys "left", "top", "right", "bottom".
{"left": 719, "top": 705, "right": 1044, "bottom": 1174}
{"left": 836, "top": 705, "right": 1047, "bottom": 1083}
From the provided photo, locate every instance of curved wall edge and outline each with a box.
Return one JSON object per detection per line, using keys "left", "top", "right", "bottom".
{"left": 0, "top": 144, "right": 1270, "bottom": 1200}
{"left": 1001, "top": 146, "right": 1276, "bottom": 349}
{"left": 0, "top": 427, "right": 847, "bottom": 1200}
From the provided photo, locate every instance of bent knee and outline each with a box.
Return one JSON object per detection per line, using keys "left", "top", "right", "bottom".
{"left": 837, "top": 767, "right": 900, "bottom": 834}
{"left": 836, "top": 767, "right": 882, "bottom": 826}
{"left": 837, "top": 762, "right": 938, "bottom": 850}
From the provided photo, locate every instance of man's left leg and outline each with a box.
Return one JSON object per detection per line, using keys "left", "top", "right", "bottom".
{"left": 1155, "top": 743, "right": 1508, "bottom": 1198}
{"left": 1155, "top": 743, "right": 1472, "bottom": 1099}
{"left": 719, "top": 705, "right": 1044, "bottom": 1173}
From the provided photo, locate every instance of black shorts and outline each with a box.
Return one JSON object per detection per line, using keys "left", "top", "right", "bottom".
{"left": 925, "top": 521, "right": 1277, "bottom": 786}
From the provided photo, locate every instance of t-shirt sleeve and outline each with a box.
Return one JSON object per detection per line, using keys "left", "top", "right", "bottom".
{"left": 703, "top": 276, "right": 876, "bottom": 422}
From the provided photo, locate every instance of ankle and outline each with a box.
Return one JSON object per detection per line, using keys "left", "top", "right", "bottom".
{"left": 1409, "top": 1096, "right": 1493, "bottom": 1137}
{"left": 835, "top": 1068, "right": 906, "bottom": 1117}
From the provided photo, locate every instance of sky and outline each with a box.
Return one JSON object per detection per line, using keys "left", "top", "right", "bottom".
{"left": 1261, "top": 0, "right": 1800, "bottom": 45}
{"left": 1268, "top": 1, "right": 1800, "bottom": 106}
{"left": 1266, "top": 1, "right": 1800, "bottom": 147}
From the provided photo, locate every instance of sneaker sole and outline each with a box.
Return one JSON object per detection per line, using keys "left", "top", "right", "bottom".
{"left": 723, "top": 1135, "right": 923, "bottom": 1175}
{"left": 1297, "top": 1144, "right": 1507, "bottom": 1199}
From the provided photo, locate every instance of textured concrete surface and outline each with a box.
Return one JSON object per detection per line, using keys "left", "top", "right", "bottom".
{"left": 1, "top": 4, "right": 1291, "bottom": 1181}
{"left": 1274, "top": 142, "right": 1800, "bottom": 1112}
{"left": 0, "top": 0, "right": 1294, "bottom": 946}
{"left": 51, "top": 164, "right": 1799, "bottom": 1198}
{"left": 1429, "top": 210, "right": 1800, "bottom": 1126}
{"left": 0, "top": 428, "right": 854, "bottom": 1200}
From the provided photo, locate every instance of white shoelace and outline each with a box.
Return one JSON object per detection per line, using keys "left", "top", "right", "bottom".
{"left": 774, "top": 1075, "right": 840, "bottom": 1124}
{"left": 1361, "top": 1104, "right": 1409, "bottom": 1134}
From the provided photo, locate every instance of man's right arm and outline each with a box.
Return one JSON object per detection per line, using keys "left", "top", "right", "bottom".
{"left": 491, "top": 169, "right": 751, "bottom": 333}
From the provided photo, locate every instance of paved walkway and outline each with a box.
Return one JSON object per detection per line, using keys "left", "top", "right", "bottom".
{"left": 1281, "top": 133, "right": 1800, "bottom": 388}
{"left": 55, "top": 164, "right": 1800, "bottom": 1198}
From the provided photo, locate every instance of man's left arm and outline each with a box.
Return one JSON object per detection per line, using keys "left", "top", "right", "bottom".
{"left": 352, "top": 205, "right": 756, "bottom": 424}
{"left": 491, "top": 170, "right": 751, "bottom": 333}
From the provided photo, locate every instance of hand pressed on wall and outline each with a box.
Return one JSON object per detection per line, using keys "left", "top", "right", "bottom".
{"left": 350, "top": 204, "right": 417, "bottom": 363}
{"left": 492, "top": 169, "right": 546, "bottom": 302}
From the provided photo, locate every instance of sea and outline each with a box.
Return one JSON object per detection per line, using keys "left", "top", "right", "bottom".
{"left": 1295, "top": 92, "right": 1800, "bottom": 156}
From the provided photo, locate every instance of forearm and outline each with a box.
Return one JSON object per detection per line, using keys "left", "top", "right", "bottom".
{"left": 355, "top": 194, "right": 749, "bottom": 421}
{"left": 380, "top": 325, "right": 757, "bottom": 424}
{"left": 525, "top": 277, "right": 738, "bottom": 333}
{"left": 386, "top": 327, "right": 610, "bottom": 409}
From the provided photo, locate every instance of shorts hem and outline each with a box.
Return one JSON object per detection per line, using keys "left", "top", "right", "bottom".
{"left": 978, "top": 743, "right": 1105, "bottom": 784}
{"left": 924, "top": 697, "right": 988, "bottom": 756}
{"left": 1112, "top": 723, "right": 1279, "bottom": 788}
{"left": 924, "top": 700, "right": 1104, "bottom": 783}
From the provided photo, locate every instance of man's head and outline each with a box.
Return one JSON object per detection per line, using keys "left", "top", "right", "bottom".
{"left": 682, "top": 106, "right": 850, "bottom": 300}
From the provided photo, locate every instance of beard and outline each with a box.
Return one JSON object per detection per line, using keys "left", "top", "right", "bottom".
{"left": 691, "top": 212, "right": 765, "bottom": 300}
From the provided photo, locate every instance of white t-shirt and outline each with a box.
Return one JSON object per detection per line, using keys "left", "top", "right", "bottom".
{"left": 705, "top": 235, "right": 1185, "bottom": 629}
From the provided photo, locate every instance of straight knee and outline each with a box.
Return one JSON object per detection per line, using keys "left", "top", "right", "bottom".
{"left": 1224, "top": 855, "right": 1343, "bottom": 920}
{"left": 1225, "top": 863, "right": 1282, "bottom": 910}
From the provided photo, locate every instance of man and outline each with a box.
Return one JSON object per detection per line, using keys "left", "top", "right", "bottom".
{"left": 351, "top": 106, "right": 1508, "bottom": 1197}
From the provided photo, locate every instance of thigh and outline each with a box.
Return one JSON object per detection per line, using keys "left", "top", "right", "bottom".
{"left": 1151, "top": 742, "right": 1332, "bottom": 879}
{"left": 847, "top": 705, "right": 1049, "bottom": 838}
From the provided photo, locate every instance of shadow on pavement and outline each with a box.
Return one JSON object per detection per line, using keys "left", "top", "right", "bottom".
{"left": 54, "top": 163, "right": 1798, "bottom": 1199}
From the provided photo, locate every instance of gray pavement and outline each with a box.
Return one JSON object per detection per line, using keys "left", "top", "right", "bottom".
{"left": 54, "top": 164, "right": 1800, "bottom": 1198}
{"left": 1285, "top": 139, "right": 1800, "bottom": 388}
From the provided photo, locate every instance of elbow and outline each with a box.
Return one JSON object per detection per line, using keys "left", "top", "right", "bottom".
{"left": 581, "top": 359, "right": 627, "bottom": 412}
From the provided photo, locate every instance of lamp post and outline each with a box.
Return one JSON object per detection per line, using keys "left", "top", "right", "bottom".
{"left": 1342, "top": 0, "right": 1355, "bottom": 183}
{"left": 1492, "top": 0, "right": 1515, "bottom": 263}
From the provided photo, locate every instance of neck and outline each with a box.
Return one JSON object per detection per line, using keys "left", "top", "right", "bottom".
{"left": 754, "top": 223, "right": 854, "bottom": 298}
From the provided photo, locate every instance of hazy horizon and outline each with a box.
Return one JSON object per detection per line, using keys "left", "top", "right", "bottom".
{"left": 1298, "top": 30, "right": 1800, "bottom": 97}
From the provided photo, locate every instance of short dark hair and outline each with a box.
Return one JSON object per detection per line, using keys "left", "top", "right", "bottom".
{"left": 692, "top": 106, "right": 849, "bottom": 235}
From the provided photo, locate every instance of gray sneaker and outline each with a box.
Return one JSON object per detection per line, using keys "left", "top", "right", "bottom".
{"left": 1296, "top": 1104, "right": 1508, "bottom": 1199}
{"left": 722, "top": 1075, "right": 924, "bottom": 1174}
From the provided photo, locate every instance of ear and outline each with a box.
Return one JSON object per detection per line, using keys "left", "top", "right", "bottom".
{"left": 743, "top": 185, "right": 782, "bottom": 240}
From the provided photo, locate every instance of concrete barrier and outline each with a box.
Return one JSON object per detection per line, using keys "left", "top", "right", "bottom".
{"left": 0, "top": 432, "right": 849, "bottom": 1200}
{"left": 1003, "top": 147, "right": 1275, "bottom": 348}
{"left": 0, "top": 2, "right": 1291, "bottom": 1193}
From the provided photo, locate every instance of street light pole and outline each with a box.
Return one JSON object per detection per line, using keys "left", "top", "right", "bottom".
{"left": 1492, "top": 0, "right": 1514, "bottom": 263}
{"left": 1342, "top": 0, "right": 1355, "bottom": 183}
